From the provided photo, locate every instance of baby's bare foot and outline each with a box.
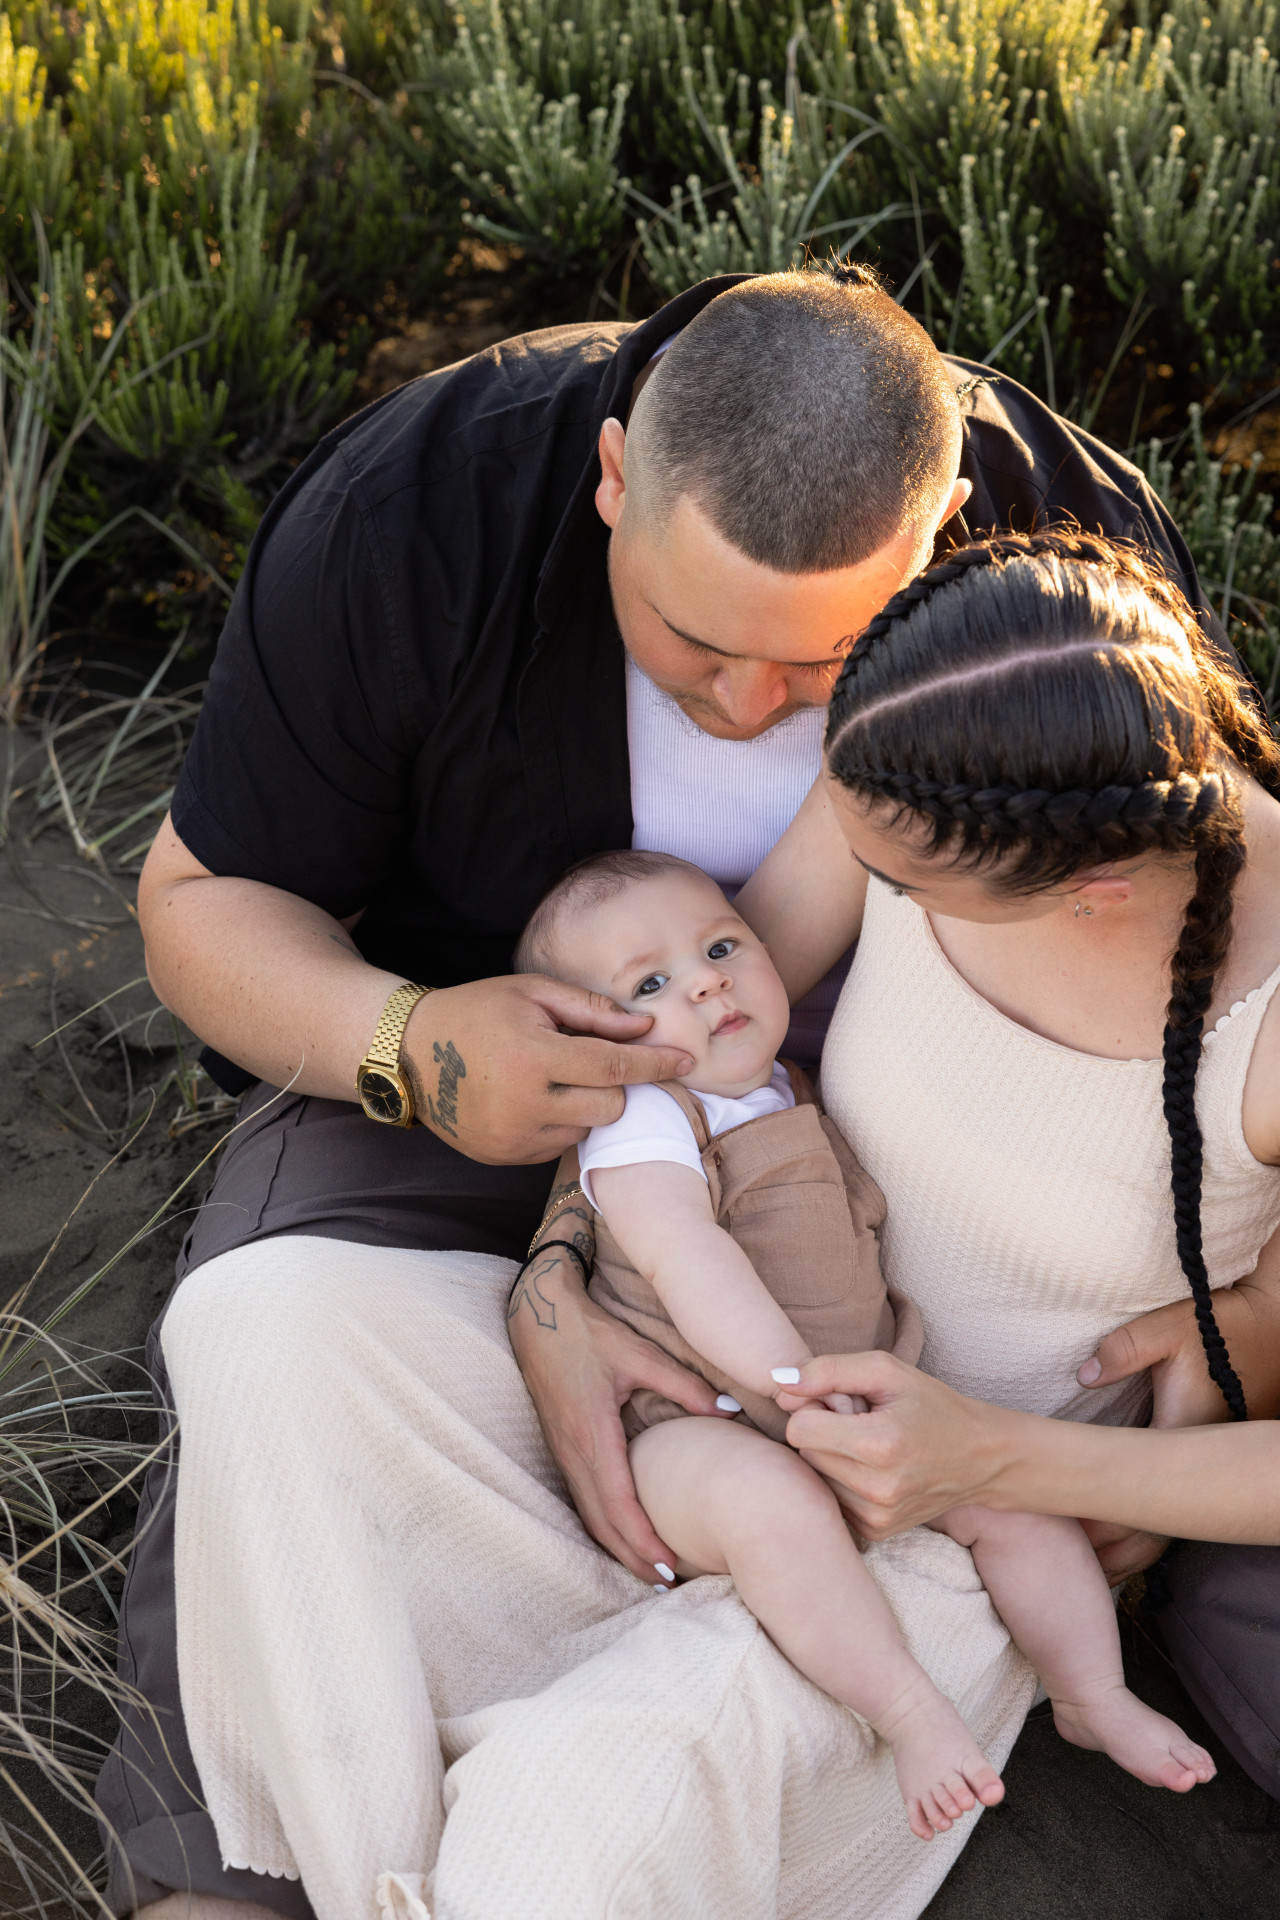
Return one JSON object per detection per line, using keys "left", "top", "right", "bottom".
{"left": 876, "top": 1675, "right": 1005, "bottom": 1841}
{"left": 1052, "top": 1683, "right": 1216, "bottom": 1791}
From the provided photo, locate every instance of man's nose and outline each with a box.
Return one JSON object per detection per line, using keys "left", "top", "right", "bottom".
{"left": 713, "top": 660, "right": 790, "bottom": 727}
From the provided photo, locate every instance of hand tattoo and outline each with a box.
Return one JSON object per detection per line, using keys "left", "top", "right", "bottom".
{"left": 426, "top": 1038, "right": 466, "bottom": 1137}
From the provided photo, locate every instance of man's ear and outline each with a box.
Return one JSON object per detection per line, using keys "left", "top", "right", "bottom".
{"left": 938, "top": 476, "right": 972, "bottom": 530}
{"left": 596, "top": 417, "right": 627, "bottom": 529}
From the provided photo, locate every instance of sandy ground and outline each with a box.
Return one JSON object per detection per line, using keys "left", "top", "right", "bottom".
{"left": 2, "top": 802, "right": 1278, "bottom": 1916}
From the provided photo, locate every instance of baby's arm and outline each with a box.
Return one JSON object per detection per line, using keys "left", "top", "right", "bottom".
{"left": 734, "top": 777, "right": 868, "bottom": 1002}
{"left": 590, "top": 1160, "right": 814, "bottom": 1399}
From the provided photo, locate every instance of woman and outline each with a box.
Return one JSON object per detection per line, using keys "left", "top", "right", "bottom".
{"left": 733, "top": 522, "right": 1280, "bottom": 1801}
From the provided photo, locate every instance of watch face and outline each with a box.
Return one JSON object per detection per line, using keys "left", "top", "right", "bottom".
{"left": 359, "top": 1068, "right": 407, "bottom": 1123}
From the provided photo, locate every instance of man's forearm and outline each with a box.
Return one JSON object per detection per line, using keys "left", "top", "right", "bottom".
{"left": 142, "top": 856, "right": 403, "bottom": 1101}
{"left": 986, "top": 1405, "right": 1280, "bottom": 1543}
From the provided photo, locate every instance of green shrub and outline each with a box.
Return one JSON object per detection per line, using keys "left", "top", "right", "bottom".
{"left": 0, "top": 0, "right": 1276, "bottom": 714}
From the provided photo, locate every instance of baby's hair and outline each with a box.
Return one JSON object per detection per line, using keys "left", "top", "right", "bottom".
{"left": 515, "top": 849, "right": 713, "bottom": 975}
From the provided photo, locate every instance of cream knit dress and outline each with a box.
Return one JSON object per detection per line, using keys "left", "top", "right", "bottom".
{"left": 161, "top": 878, "right": 1280, "bottom": 1920}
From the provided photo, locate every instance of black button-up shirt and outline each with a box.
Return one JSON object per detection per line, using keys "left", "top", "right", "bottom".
{"left": 175, "top": 276, "right": 1226, "bottom": 1044}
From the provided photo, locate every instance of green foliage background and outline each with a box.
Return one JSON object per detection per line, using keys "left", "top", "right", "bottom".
{"left": 1, "top": 0, "right": 1278, "bottom": 693}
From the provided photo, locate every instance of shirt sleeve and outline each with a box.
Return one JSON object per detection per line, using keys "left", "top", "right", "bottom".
{"left": 170, "top": 437, "right": 421, "bottom": 919}
{"left": 579, "top": 1084, "right": 707, "bottom": 1209}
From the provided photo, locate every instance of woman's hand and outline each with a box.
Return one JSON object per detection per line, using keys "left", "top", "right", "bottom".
{"left": 508, "top": 1247, "right": 731, "bottom": 1581}
{"left": 777, "top": 1352, "right": 1014, "bottom": 1537}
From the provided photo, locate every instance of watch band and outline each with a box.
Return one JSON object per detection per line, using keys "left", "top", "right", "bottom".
{"left": 365, "top": 982, "right": 433, "bottom": 1070}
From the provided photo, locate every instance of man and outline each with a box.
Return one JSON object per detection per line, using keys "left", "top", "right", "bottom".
{"left": 100, "top": 267, "right": 1252, "bottom": 1920}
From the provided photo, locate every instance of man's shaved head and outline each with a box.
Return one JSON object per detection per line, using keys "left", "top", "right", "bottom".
{"left": 623, "top": 266, "right": 962, "bottom": 578}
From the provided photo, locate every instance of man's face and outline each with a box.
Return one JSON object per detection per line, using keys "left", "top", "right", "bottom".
{"left": 596, "top": 420, "right": 966, "bottom": 741}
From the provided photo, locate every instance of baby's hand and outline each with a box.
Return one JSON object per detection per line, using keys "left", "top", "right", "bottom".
{"left": 822, "top": 1391, "right": 868, "bottom": 1415}
{"left": 771, "top": 1368, "right": 867, "bottom": 1416}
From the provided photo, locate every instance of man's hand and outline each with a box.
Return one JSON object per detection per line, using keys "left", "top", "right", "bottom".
{"left": 1078, "top": 1264, "right": 1280, "bottom": 1430}
{"left": 508, "top": 1249, "right": 730, "bottom": 1580}
{"left": 405, "top": 975, "right": 693, "bottom": 1164}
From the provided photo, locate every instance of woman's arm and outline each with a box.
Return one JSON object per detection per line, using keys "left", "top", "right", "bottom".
{"left": 734, "top": 778, "right": 868, "bottom": 1002}
{"left": 590, "top": 1162, "right": 813, "bottom": 1395}
{"left": 777, "top": 1352, "right": 1280, "bottom": 1545}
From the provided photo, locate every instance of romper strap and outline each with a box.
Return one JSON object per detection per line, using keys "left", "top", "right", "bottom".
{"left": 657, "top": 1080, "right": 715, "bottom": 1152}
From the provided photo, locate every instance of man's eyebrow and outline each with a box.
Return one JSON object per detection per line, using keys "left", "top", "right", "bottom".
{"left": 853, "top": 853, "right": 919, "bottom": 892}
{"left": 648, "top": 600, "right": 844, "bottom": 672}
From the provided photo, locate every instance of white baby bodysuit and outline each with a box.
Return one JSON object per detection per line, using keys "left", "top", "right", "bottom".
{"left": 578, "top": 1062, "right": 795, "bottom": 1209}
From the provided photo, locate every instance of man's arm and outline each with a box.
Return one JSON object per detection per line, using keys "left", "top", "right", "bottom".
{"left": 139, "top": 815, "right": 695, "bottom": 1163}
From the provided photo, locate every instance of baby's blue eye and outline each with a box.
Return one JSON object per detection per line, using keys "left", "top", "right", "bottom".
{"left": 635, "top": 973, "right": 668, "bottom": 998}
{"left": 888, "top": 884, "right": 908, "bottom": 898}
{"left": 707, "top": 939, "right": 735, "bottom": 960}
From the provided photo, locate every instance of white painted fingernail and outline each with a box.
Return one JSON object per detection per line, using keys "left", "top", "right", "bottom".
{"left": 715, "top": 1394, "right": 742, "bottom": 1412}
{"left": 654, "top": 1562, "right": 675, "bottom": 1582}
{"left": 771, "top": 1367, "right": 802, "bottom": 1384}
{"left": 653, "top": 1582, "right": 670, "bottom": 1593}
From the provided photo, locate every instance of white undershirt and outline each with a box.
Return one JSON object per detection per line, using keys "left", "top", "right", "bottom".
{"left": 625, "top": 656, "right": 851, "bottom": 1067}
{"left": 579, "top": 1062, "right": 795, "bottom": 1208}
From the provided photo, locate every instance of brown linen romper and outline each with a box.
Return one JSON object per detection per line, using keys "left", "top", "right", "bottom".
{"left": 588, "top": 1062, "right": 923, "bottom": 1445}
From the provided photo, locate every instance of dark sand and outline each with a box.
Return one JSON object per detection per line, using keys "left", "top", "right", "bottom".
{"left": 2, "top": 806, "right": 1278, "bottom": 1918}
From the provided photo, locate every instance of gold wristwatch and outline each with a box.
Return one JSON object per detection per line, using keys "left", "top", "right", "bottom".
{"left": 356, "top": 982, "right": 432, "bottom": 1126}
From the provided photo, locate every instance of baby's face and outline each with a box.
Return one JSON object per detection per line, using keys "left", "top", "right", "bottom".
{"left": 556, "top": 871, "right": 791, "bottom": 1097}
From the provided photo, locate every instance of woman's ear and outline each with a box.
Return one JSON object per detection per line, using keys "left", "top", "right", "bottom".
{"left": 1071, "top": 875, "right": 1136, "bottom": 915}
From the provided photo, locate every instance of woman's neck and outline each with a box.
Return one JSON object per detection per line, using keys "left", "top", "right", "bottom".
{"left": 925, "top": 777, "right": 1280, "bottom": 1063}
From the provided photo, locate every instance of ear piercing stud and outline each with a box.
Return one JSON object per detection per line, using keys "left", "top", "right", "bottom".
{"left": 1074, "top": 902, "right": 1094, "bottom": 919}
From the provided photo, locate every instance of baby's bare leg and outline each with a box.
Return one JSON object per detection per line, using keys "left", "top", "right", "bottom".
{"left": 935, "top": 1507, "right": 1215, "bottom": 1793}
{"left": 631, "top": 1418, "right": 1004, "bottom": 1840}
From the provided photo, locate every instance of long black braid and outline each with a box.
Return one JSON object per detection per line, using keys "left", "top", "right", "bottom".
{"left": 826, "top": 529, "right": 1280, "bottom": 1421}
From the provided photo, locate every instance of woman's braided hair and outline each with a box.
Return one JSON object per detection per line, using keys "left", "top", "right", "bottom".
{"left": 826, "top": 528, "right": 1280, "bottom": 1420}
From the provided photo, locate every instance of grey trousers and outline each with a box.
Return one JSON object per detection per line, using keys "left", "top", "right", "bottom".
{"left": 95, "top": 1085, "right": 1280, "bottom": 1915}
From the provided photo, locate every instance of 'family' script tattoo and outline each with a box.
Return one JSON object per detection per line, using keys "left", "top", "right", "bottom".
{"left": 426, "top": 1038, "right": 466, "bottom": 1137}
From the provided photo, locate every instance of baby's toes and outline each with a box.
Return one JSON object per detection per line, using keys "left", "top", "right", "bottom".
{"left": 921, "top": 1791, "right": 954, "bottom": 1834}
{"left": 966, "top": 1760, "right": 1005, "bottom": 1808}
{"left": 1161, "top": 1741, "right": 1215, "bottom": 1791}
{"left": 930, "top": 1778, "right": 963, "bottom": 1822}
{"left": 941, "top": 1770, "right": 976, "bottom": 1814}
{"left": 908, "top": 1799, "right": 936, "bottom": 1843}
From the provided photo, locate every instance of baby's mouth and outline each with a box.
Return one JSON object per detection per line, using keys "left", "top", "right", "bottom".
{"left": 711, "top": 1011, "right": 749, "bottom": 1039}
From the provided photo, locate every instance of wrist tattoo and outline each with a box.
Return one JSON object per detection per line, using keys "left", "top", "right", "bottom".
{"left": 508, "top": 1252, "right": 562, "bottom": 1330}
{"left": 531, "top": 1206, "right": 593, "bottom": 1262}
{"left": 426, "top": 1038, "right": 466, "bottom": 1137}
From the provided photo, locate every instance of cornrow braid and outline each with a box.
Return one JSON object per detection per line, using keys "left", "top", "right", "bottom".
{"left": 834, "top": 529, "right": 1123, "bottom": 690}
{"left": 1163, "top": 837, "right": 1250, "bottom": 1420}
{"left": 824, "top": 526, "right": 1274, "bottom": 1420}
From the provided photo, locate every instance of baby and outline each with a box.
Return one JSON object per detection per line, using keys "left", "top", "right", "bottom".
{"left": 514, "top": 849, "right": 1214, "bottom": 1840}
